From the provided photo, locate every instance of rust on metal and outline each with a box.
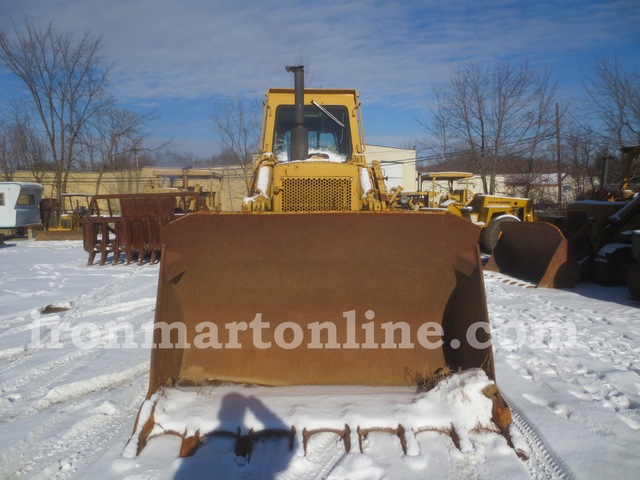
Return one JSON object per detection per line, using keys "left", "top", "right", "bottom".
{"left": 175, "top": 426, "right": 297, "bottom": 460}
{"left": 485, "top": 221, "right": 580, "bottom": 288}
{"left": 179, "top": 431, "right": 202, "bottom": 457}
{"left": 302, "top": 424, "right": 351, "bottom": 454}
{"left": 83, "top": 192, "right": 208, "bottom": 266}
{"left": 146, "top": 210, "right": 494, "bottom": 394}
{"left": 414, "top": 425, "right": 461, "bottom": 450}
{"left": 357, "top": 424, "right": 407, "bottom": 454}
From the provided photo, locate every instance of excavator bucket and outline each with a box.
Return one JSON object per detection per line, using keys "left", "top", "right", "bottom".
{"left": 485, "top": 221, "right": 579, "bottom": 288}
{"left": 129, "top": 210, "right": 513, "bottom": 458}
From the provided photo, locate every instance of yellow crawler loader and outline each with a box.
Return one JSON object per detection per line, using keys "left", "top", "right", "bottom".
{"left": 128, "top": 67, "right": 513, "bottom": 463}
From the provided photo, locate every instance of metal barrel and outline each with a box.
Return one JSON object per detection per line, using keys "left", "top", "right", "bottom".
{"left": 146, "top": 210, "right": 496, "bottom": 396}
{"left": 485, "top": 221, "right": 579, "bottom": 288}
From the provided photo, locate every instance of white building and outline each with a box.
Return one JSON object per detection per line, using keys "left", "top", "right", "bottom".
{"left": 366, "top": 145, "right": 416, "bottom": 191}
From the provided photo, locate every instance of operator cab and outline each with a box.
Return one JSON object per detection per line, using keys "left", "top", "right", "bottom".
{"left": 273, "top": 103, "right": 352, "bottom": 162}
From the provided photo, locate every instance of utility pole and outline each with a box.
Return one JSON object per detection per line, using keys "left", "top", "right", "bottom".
{"left": 556, "top": 103, "right": 562, "bottom": 206}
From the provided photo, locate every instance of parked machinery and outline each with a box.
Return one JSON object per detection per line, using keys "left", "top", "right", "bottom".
{"left": 399, "top": 172, "right": 534, "bottom": 253}
{"left": 145, "top": 167, "right": 223, "bottom": 211}
{"left": 488, "top": 144, "right": 639, "bottom": 295}
{"left": 36, "top": 193, "right": 92, "bottom": 241}
{"left": 127, "top": 66, "right": 513, "bottom": 459}
{"left": 83, "top": 191, "right": 208, "bottom": 266}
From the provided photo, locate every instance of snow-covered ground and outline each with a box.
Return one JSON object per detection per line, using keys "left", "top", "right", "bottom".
{"left": 0, "top": 239, "right": 638, "bottom": 479}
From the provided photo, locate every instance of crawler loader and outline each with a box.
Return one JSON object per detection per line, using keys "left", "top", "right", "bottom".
{"left": 128, "top": 67, "right": 513, "bottom": 463}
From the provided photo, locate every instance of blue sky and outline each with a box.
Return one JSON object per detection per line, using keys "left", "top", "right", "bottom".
{"left": 0, "top": 0, "right": 638, "bottom": 158}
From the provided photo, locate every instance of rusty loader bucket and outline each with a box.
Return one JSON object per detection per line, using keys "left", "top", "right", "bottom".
{"left": 147, "top": 210, "right": 494, "bottom": 390}
{"left": 131, "top": 210, "right": 512, "bottom": 458}
{"left": 485, "top": 221, "right": 579, "bottom": 288}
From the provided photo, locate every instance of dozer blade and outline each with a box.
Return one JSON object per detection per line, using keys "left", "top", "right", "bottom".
{"left": 485, "top": 221, "right": 579, "bottom": 288}
{"left": 131, "top": 211, "right": 511, "bottom": 456}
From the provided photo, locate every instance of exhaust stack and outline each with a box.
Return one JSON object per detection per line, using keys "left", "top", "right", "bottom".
{"left": 285, "top": 65, "right": 308, "bottom": 160}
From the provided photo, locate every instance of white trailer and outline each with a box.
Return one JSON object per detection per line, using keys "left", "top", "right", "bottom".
{"left": 0, "top": 182, "right": 44, "bottom": 229}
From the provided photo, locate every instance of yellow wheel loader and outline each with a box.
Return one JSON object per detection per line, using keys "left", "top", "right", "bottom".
{"left": 128, "top": 66, "right": 513, "bottom": 462}
{"left": 399, "top": 173, "right": 579, "bottom": 288}
{"left": 399, "top": 172, "right": 534, "bottom": 253}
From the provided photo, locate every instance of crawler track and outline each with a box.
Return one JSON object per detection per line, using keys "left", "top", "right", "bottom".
{"left": 503, "top": 392, "right": 575, "bottom": 480}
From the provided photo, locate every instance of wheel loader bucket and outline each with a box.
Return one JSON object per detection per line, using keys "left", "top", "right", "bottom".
{"left": 485, "top": 221, "right": 579, "bottom": 288}
{"left": 131, "top": 211, "right": 513, "bottom": 458}
{"left": 146, "top": 210, "right": 495, "bottom": 394}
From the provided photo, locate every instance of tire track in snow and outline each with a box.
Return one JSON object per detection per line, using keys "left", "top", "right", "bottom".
{"left": 0, "top": 289, "right": 153, "bottom": 343}
{"left": 0, "top": 318, "right": 153, "bottom": 423}
{"left": 279, "top": 432, "right": 348, "bottom": 480}
{"left": 0, "top": 266, "right": 156, "bottom": 423}
{"left": 0, "top": 265, "right": 153, "bottom": 377}
{"left": 0, "top": 298, "right": 155, "bottom": 412}
{"left": 0, "top": 312, "right": 40, "bottom": 340}
{"left": 5, "top": 368, "right": 149, "bottom": 480}
{"left": 0, "top": 348, "right": 93, "bottom": 421}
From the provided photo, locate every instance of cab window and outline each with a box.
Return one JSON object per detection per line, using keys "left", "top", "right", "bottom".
{"left": 273, "top": 105, "right": 351, "bottom": 160}
{"left": 17, "top": 194, "right": 36, "bottom": 205}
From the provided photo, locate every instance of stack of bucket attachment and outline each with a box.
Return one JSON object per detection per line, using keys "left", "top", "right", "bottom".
{"left": 128, "top": 210, "right": 513, "bottom": 458}
{"left": 83, "top": 192, "right": 208, "bottom": 266}
{"left": 485, "top": 221, "right": 580, "bottom": 288}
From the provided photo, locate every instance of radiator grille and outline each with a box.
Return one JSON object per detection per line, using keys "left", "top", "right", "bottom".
{"left": 281, "top": 177, "right": 352, "bottom": 211}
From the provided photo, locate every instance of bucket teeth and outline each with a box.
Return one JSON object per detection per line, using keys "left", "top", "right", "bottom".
{"left": 414, "top": 425, "right": 461, "bottom": 450}
{"left": 146, "top": 422, "right": 495, "bottom": 459}
{"left": 234, "top": 426, "right": 297, "bottom": 461}
{"left": 357, "top": 424, "right": 407, "bottom": 454}
{"left": 302, "top": 424, "right": 351, "bottom": 454}
{"left": 179, "top": 426, "right": 297, "bottom": 461}
{"left": 179, "top": 430, "right": 203, "bottom": 457}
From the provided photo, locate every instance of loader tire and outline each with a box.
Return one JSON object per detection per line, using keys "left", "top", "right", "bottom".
{"left": 481, "top": 214, "right": 520, "bottom": 254}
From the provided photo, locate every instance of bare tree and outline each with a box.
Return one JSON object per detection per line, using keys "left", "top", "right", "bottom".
{"left": 210, "top": 148, "right": 242, "bottom": 166}
{"left": 77, "top": 101, "right": 129, "bottom": 171}
{"left": 0, "top": 18, "right": 113, "bottom": 203}
{"left": 0, "top": 114, "right": 49, "bottom": 181}
{"left": 583, "top": 54, "right": 640, "bottom": 185}
{"left": 424, "top": 61, "right": 558, "bottom": 194}
{"left": 0, "top": 120, "right": 15, "bottom": 180}
{"left": 561, "top": 123, "right": 610, "bottom": 199}
{"left": 210, "top": 96, "right": 262, "bottom": 194}
{"left": 76, "top": 99, "right": 149, "bottom": 193}
{"left": 585, "top": 54, "right": 640, "bottom": 147}
{"left": 290, "top": 53, "right": 320, "bottom": 87}
{"left": 12, "top": 115, "right": 50, "bottom": 182}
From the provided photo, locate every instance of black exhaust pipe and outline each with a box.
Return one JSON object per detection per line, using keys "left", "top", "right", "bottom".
{"left": 285, "top": 65, "right": 308, "bottom": 160}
